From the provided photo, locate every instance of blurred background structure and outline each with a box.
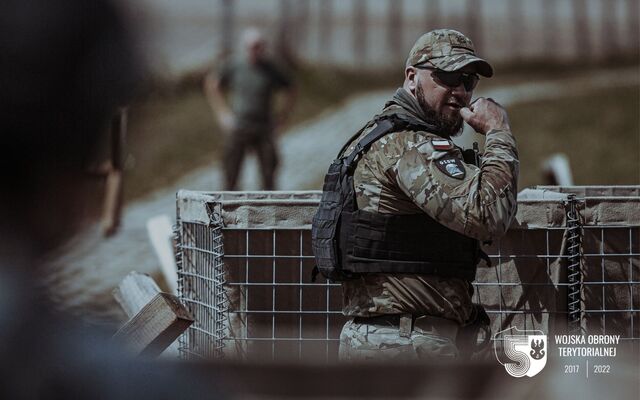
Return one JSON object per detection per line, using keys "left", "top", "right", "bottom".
{"left": 121, "top": 0, "right": 639, "bottom": 203}
{"left": 41, "top": 0, "right": 638, "bottom": 335}
{"left": 133, "top": 0, "right": 639, "bottom": 76}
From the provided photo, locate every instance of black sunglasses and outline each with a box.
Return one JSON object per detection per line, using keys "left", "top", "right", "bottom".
{"left": 415, "top": 66, "right": 479, "bottom": 92}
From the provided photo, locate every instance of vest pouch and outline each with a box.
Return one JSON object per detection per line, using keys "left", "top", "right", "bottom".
{"left": 312, "top": 161, "right": 358, "bottom": 281}
{"left": 342, "top": 210, "right": 479, "bottom": 281}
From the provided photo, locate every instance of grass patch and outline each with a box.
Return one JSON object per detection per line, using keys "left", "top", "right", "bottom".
{"left": 509, "top": 84, "right": 639, "bottom": 188}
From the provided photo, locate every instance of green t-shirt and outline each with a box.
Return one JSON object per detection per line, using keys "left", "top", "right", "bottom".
{"left": 218, "top": 58, "right": 292, "bottom": 123}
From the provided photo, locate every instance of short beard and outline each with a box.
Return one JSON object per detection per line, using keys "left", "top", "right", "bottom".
{"left": 415, "top": 84, "right": 463, "bottom": 138}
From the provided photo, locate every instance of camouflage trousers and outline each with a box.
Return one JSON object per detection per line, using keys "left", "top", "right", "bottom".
{"left": 339, "top": 317, "right": 459, "bottom": 361}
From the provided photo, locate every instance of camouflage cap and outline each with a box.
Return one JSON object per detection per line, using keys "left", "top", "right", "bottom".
{"left": 406, "top": 29, "right": 493, "bottom": 77}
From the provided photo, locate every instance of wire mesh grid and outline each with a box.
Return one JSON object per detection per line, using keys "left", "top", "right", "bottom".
{"left": 221, "top": 228, "right": 344, "bottom": 361}
{"left": 176, "top": 189, "right": 640, "bottom": 360}
{"left": 581, "top": 225, "right": 639, "bottom": 341}
{"left": 177, "top": 221, "right": 228, "bottom": 359}
{"left": 477, "top": 226, "right": 640, "bottom": 342}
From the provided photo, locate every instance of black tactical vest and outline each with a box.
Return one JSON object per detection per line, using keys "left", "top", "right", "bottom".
{"left": 311, "top": 113, "right": 486, "bottom": 282}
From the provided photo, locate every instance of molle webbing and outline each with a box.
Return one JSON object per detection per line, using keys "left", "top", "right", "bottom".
{"left": 341, "top": 210, "right": 479, "bottom": 281}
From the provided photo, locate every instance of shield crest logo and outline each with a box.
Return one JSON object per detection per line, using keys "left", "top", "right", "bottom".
{"left": 494, "top": 327, "right": 547, "bottom": 378}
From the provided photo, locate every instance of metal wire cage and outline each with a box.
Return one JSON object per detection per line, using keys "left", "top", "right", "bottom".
{"left": 175, "top": 187, "right": 640, "bottom": 361}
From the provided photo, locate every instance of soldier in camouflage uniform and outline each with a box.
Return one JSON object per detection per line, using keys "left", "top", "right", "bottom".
{"left": 205, "top": 28, "right": 296, "bottom": 190}
{"left": 338, "top": 29, "right": 519, "bottom": 361}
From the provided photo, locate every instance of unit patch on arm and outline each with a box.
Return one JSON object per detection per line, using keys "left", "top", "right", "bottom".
{"left": 435, "top": 156, "right": 466, "bottom": 180}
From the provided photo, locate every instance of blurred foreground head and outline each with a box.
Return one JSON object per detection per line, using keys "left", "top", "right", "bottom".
{"left": 0, "top": 9, "right": 220, "bottom": 400}
{"left": 0, "top": 0, "right": 141, "bottom": 254}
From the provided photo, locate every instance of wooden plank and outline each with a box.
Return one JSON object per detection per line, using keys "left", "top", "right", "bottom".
{"left": 113, "top": 292, "right": 194, "bottom": 357}
{"left": 113, "top": 272, "right": 184, "bottom": 358}
{"left": 146, "top": 215, "right": 179, "bottom": 295}
{"left": 102, "top": 169, "right": 123, "bottom": 237}
{"left": 102, "top": 108, "right": 127, "bottom": 237}
{"left": 113, "top": 272, "right": 161, "bottom": 318}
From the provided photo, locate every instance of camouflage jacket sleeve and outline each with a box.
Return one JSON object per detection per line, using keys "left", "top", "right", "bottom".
{"left": 393, "top": 129, "right": 519, "bottom": 241}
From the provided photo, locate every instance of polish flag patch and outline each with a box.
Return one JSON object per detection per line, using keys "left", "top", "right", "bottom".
{"left": 431, "top": 138, "right": 453, "bottom": 151}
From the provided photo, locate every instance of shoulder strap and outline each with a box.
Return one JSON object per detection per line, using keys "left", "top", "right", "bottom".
{"left": 339, "top": 111, "right": 439, "bottom": 169}
{"left": 336, "top": 123, "right": 371, "bottom": 159}
{"left": 343, "top": 118, "right": 397, "bottom": 168}
{"left": 335, "top": 110, "right": 404, "bottom": 160}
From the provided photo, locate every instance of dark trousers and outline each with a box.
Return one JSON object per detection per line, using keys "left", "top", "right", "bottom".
{"left": 223, "top": 124, "right": 279, "bottom": 190}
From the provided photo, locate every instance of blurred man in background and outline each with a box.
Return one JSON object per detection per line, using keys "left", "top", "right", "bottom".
{"left": 312, "top": 29, "right": 519, "bottom": 361}
{"left": 205, "top": 28, "right": 296, "bottom": 191}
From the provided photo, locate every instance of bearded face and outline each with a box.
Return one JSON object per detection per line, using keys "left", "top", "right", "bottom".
{"left": 415, "top": 80, "right": 464, "bottom": 137}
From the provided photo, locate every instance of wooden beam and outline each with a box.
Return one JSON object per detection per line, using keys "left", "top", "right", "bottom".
{"left": 113, "top": 271, "right": 161, "bottom": 318}
{"left": 102, "top": 107, "right": 127, "bottom": 237}
{"left": 146, "top": 215, "right": 179, "bottom": 295}
{"left": 113, "top": 292, "right": 194, "bottom": 358}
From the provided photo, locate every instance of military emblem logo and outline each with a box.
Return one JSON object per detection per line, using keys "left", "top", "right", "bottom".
{"left": 435, "top": 157, "right": 466, "bottom": 179}
{"left": 494, "top": 328, "right": 547, "bottom": 378}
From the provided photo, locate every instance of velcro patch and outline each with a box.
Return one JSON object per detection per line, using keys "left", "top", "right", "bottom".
{"left": 431, "top": 138, "right": 453, "bottom": 151}
{"left": 435, "top": 156, "right": 466, "bottom": 180}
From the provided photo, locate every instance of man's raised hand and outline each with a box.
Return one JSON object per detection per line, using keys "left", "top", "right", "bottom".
{"left": 460, "top": 97, "right": 511, "bottom": 135}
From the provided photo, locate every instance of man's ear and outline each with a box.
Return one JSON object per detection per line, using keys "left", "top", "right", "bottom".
{"left": 405, "top": 66, "right": 417, "bottom": 93}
